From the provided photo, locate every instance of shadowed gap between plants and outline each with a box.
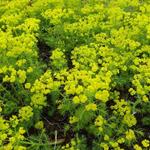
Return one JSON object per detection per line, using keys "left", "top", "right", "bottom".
{"left": 37, "top": 40, "right": 52, "bottom": 65}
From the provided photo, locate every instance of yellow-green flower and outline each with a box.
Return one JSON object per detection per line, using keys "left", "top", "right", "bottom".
{"left": 79, "top": 94, "right": 87, "bottom": 103}
{"left": 142, "top": 139, "right": 149, "bottom": 148}
{"left": 142, "top": 95, "right": 149, "bottom": 102}
{"left": 123, "top": 114, "right": 137, "bottom": 127}
{"left": 35, "top": 121, "right": 44, "bottom": 129}
{"left": 73, "top": 96, "right": 80, "bottom": 104}
{"left": 19, "top": 106, "right": 33, "bottom": 121}
{"left": 95, "top": 90, "right": 109, "bottom": 102}
{"left": 69, "top": 116, "right": 79, "bottom": 124}
{"left": 125, "top": 129, "right": 136, "bottom": 141}
{"left": 134, "top": 144, "right": 142, "bottom": 150}
{"left": 25, "top": 83, "right": 31, "bottom": 89}
{"left": 19, "top": 127, "right": 26, "bottom": 134}
{"left": 100, "top": 143, "right": 109, "bottom": 150}
{"left": 27, "top": 67, "right": 33, "bottom": 73}
{"left": 95, "top": 115, "right": 105, "bottom": 126}
{"left": 17, "top": 70, "right": 26, "bottom": 83}
{"left": 117, "top": 138, "right": 125, "bottom": 144}
{"left": 104, "top": 135, "right": 109, "bottom": 141}
{"left": 85, "top": 103, "right": 97, "bottom": 111}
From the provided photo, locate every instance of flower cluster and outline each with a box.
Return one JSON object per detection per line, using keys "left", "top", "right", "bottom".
{"left": 18, "top": 106, "right": 33, "bottom": 122}
{"left": 50, "top": 48, "right": 67, "bottom": 70}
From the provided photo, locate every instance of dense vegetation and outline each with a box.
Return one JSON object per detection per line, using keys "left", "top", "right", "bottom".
{"left": 0, "top": 0, "right": 150, "bottom": 149}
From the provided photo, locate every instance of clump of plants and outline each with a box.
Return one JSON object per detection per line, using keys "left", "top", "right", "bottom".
{"left": 0, "top": 0, "right": 150, "bottom": 149}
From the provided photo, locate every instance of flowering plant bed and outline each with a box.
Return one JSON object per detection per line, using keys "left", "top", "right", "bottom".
{"left": 0, "top": 0, "right": 150, "bottom": 149}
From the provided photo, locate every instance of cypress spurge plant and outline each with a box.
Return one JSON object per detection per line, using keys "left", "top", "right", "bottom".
{"left": 0, "top": 0, "right": 150, "bottom": 149}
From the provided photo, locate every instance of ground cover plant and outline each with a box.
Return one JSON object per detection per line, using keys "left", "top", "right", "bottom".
{"left": 0, "top": 0, "right": 150, "bottom": 149}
